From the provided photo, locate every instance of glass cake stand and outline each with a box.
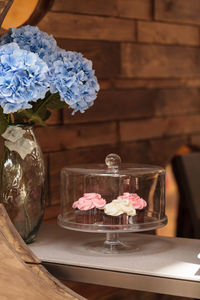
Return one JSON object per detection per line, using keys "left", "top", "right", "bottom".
{"left": 58, "top": 154, "right": 168, "bottom": 253}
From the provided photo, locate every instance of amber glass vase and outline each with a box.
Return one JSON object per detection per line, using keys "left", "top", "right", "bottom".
{"left": 0, "top": 125, "right": 46, "bottom": 243}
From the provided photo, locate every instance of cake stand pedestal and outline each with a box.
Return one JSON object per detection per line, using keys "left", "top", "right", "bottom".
{"left": 104, "top": 233, "right": 126, "bottom": 253}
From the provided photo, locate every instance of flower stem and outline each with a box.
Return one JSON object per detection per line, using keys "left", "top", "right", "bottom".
{"left": 10, "top": 113, "right": 15, "bottom": 124}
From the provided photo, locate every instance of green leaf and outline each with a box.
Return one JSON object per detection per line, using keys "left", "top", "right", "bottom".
{"left": 12, "top": 92, "right": 66, "bottom": 126}
{"left": 0, "top": 108, "right": 8, "bottom": 134}
{"left": 13, "top": 110, "right": 30, "bottom": 124}
{"left": 26, "top": 113, "right": 45, "bottom": 126}
{"left": 46, "top": 93, "right": 67, "bottom": 110}
{"left": 31, "top": 99, "right": 45, "bottom": 113}
{"left": 13, "top": 106, "right": 51, "bottom": 126}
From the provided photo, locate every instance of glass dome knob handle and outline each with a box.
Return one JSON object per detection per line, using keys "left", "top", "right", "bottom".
{"left": 105, "top": 153, "right": 121, "bottom": 169}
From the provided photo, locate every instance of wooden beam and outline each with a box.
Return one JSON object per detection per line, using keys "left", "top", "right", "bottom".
{"left": 0, "top": 204, "right": 83, "bottom": 299}
{"left": 39, "top": 12, "right": 135, "bottom": 42}
{"left": 121, "top": 44, "right": 200, "bottom": 78}
{"left": 155, "top": 0, "right": 200, "bottom": 26}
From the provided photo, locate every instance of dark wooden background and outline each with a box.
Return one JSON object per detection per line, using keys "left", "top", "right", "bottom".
{"left": 33, "top": 0, "right": 200, "bottom": 220}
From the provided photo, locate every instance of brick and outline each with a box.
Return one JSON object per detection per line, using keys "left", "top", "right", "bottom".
{"left": 34, "top": 122, "right": 118, "bottom": 153}
{"left": 56, "top": 39, "right": 120, "bottom": 79}
{"left": 51, "top": 1, "right": 153, "bottom": 25}
{"left": 138, "top": 21, "right": 199, "bottom": 46}
{"left": 120, "top": 115, "right": 200, "bottom": 142}
{"left": 64, "top": 89, "right": 155, "bottom": 123}
{"left": 118, "top": 0, "right": 152, "bottom": 20}
{"left": 98, "top": 80, "right": 112, "bottom": 90}
{"left": 63, "top": 88, "right": 200, "bottom": 123}
{"left": 51, "top": 0, "right": 117, "bottom": 16}
{"left": 119, "top": 141, "right": 150, "bottom": 164}
{"left": 119, "top": 137, "right": 188, "bottom": 166}
{"left": 155, "top": 0, "right": 200, "bottom": 25}
{"left": 114, "top": 79, "right": 200, "bottom": 89}
{"left": 39, "top": 12, "right": 135, "bottom": 42}
{"left": 120, "top": 118, "right": 165, "bottom": 142}
{"left": 44, "top": 205, "right": 60, "bottom": 221}
{"left": 153, "top": 89, "right": 200, "bottom": 117}
{"left": 148, "top": 137, "right": 188, "bottom": 166}
{"left": 121, "top": 44, "right": 200, "bottom": 78}
{"left": 189, "top": 135, "right": 200, "bottom": 150}
{"left": 46, "top": 110, "right": 61, "bottom": 125}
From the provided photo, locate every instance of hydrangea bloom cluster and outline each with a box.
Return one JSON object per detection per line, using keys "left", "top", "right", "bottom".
{"left": 0, "top": 43, "right": 49, "bottom": 114}
{"left": 49, "top": 50, "right": 99, "bottom": 114}
{"left": 0, "top": 25, "right": 99, "bottom": 114}
{"left": 0, "top": 25, "right": 57, "bottom": 62}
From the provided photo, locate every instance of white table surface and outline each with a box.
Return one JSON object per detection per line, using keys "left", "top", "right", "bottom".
{"left": 29, "top": 224, "right": 200, "bottom": 298}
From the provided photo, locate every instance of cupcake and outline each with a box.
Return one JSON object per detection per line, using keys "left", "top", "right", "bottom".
{"left": 103, "top": 199, "right": 136, "bottom": 225}
{"left": 72, "top": 193, "right": 106, "bottom": 224}
{"left": 117, "top": 192, "right": 147, "bottom": 223}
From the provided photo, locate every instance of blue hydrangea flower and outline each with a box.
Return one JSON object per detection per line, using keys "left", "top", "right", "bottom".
{"left": 0, "top": 25, "right": 100, "bottom": 114}
{"left": 49, "top": 49, "right": 100, "bottom": 114}
{"left": 0, "top": 43, "right": 49, "bottom": 114}
{"left": 0, "top": 25, "right": 57, "bottom": 62}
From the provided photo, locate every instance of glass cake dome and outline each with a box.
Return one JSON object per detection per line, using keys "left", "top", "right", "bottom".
{"left": 58, "top": 154, "right": 167, "bottom": 240}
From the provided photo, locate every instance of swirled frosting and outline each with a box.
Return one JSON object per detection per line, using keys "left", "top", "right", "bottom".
{"left": 72, "top": 193, "right": 106, "bottom": 211}
{"left": 104, "top": 199, "right": 136, "bottom": 216}
{"left": 118, "top": 192, "right": 147, "bottom": 210}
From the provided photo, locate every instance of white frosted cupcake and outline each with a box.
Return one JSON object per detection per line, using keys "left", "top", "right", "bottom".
{"left": 103, "top": 199, "right": 136, "bottom": 225}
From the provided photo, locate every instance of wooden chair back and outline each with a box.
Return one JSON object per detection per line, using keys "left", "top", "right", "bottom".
{"left": 172, "top": 152, "right": 200, "bottom": 238}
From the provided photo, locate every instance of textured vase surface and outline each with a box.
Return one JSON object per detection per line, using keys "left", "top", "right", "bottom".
{"left": 0, "top": 125, "right": 46, "bottom": 243}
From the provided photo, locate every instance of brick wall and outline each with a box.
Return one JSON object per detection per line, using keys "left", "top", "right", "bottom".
{"left": 36, "top": 0, "right": 200, "bottom": 217}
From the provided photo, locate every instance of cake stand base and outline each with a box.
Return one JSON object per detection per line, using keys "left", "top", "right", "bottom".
{"left": 84, "top": 232, "right": 139, "bottom": 254}
{"left": 104, "top": 232, "right": 130, "bottom": 253}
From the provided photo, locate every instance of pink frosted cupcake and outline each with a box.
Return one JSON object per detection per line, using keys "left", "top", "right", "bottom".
{"left": 117, "top": 193, "right": 147, "bottom": 223}
{"left": 72, "top": 193, "right": 106, "bottom": 224}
